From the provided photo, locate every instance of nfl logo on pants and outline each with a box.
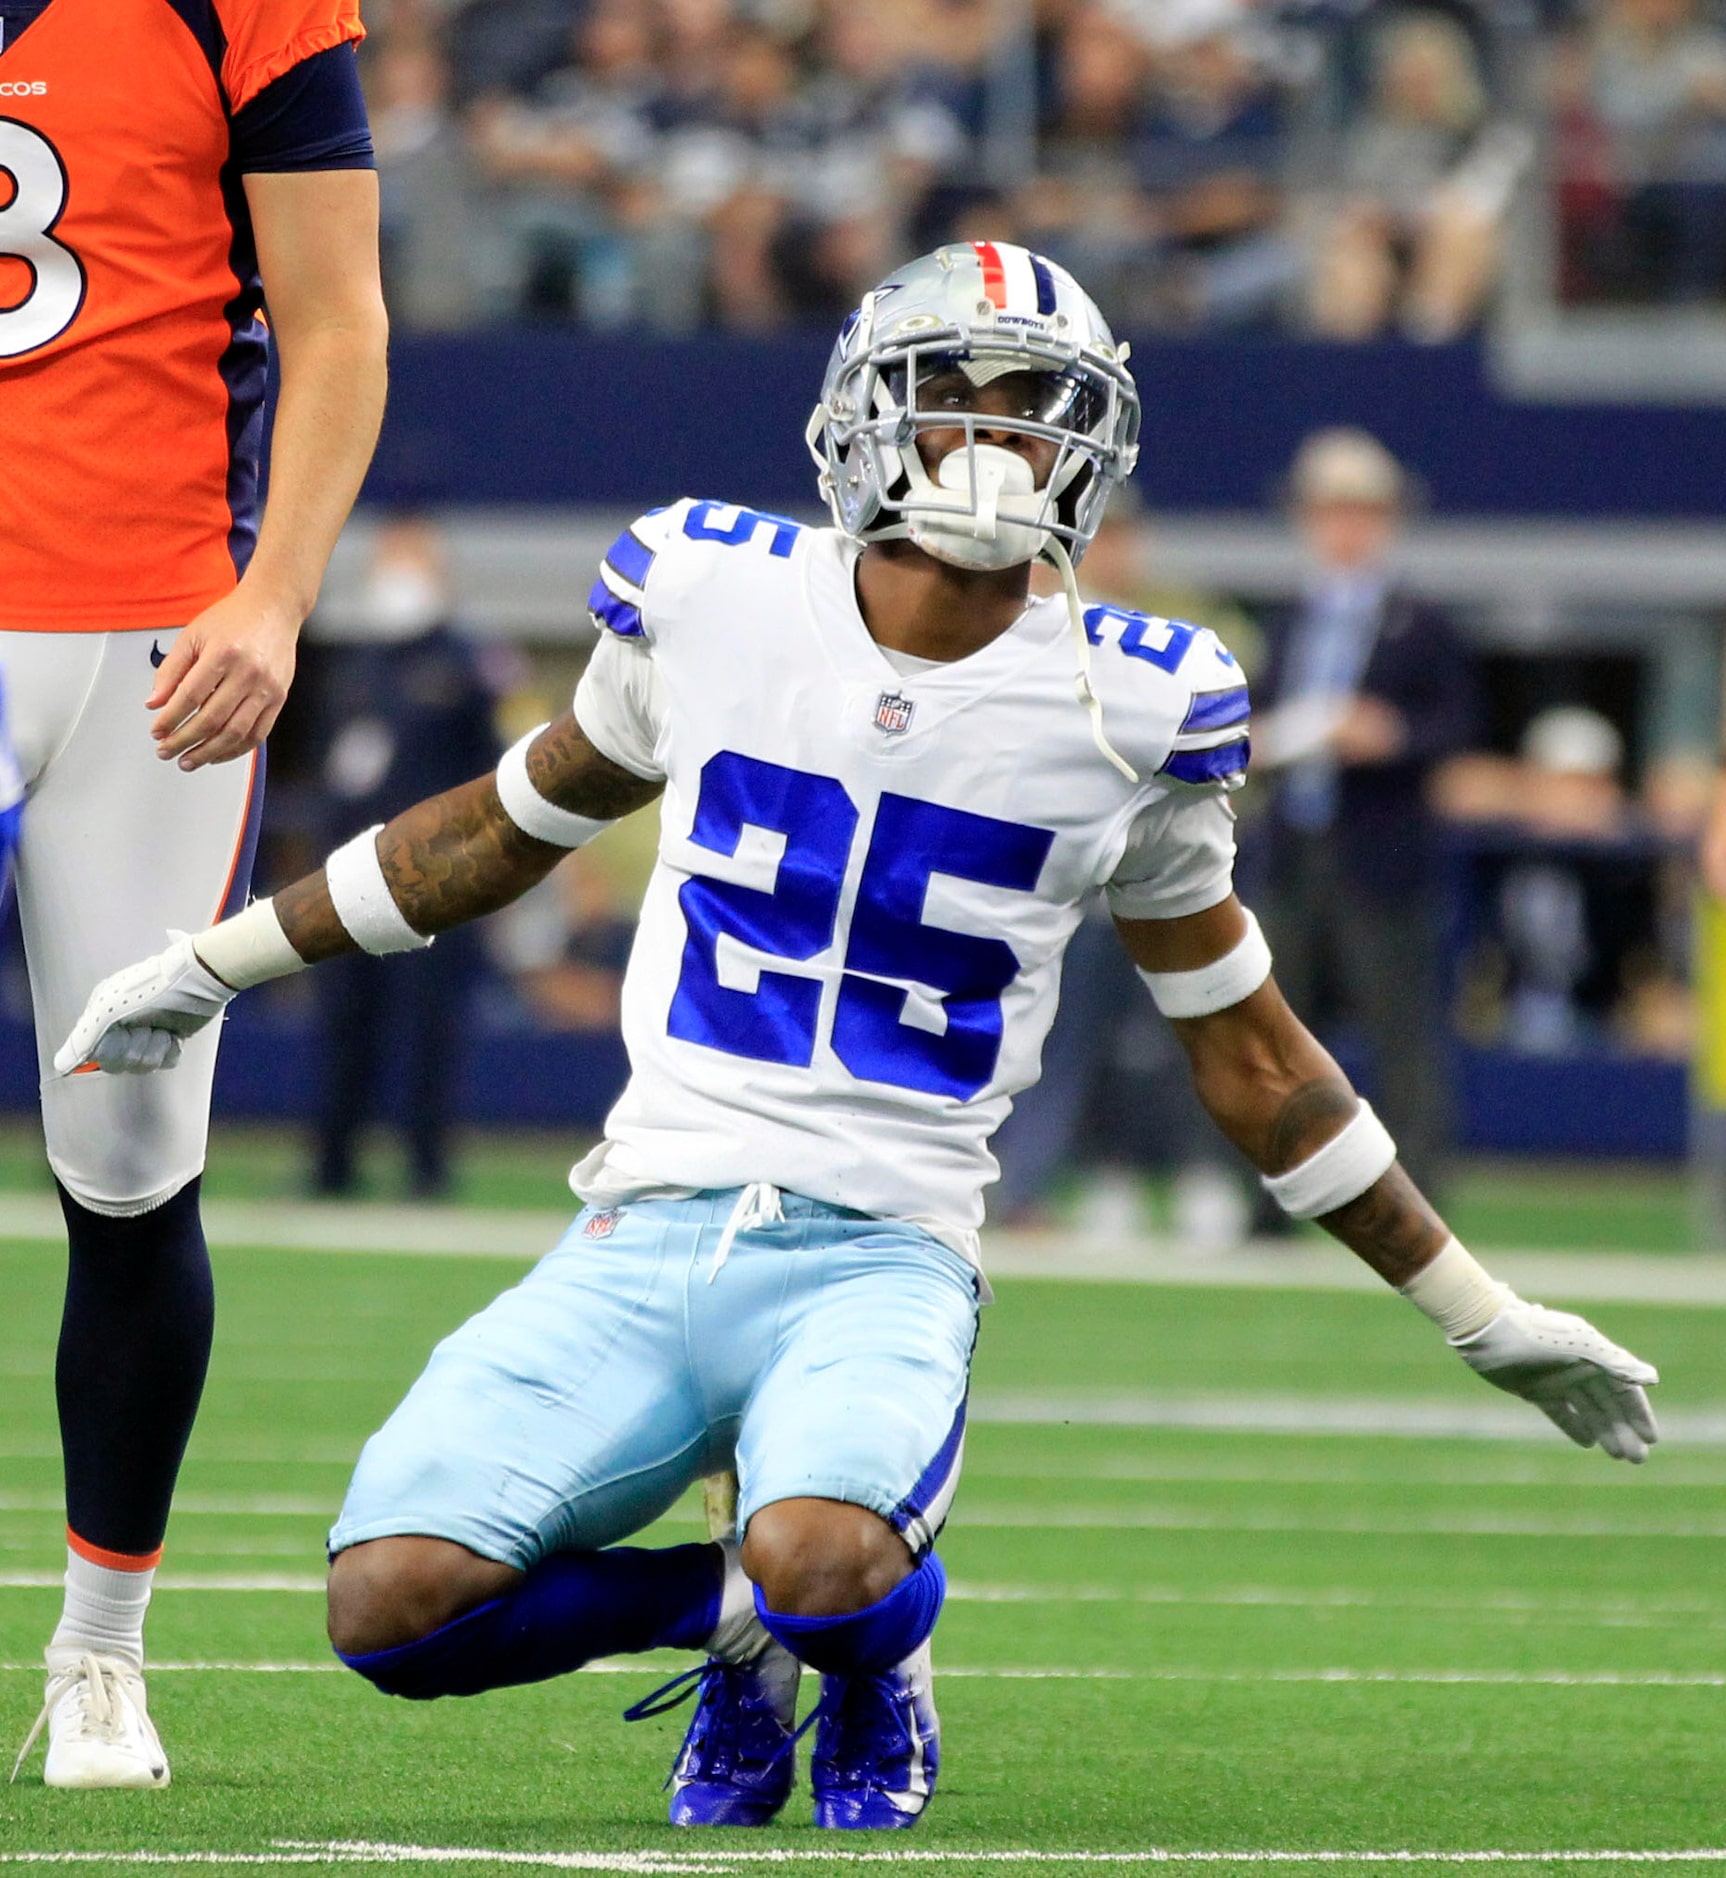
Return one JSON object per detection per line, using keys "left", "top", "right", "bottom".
{"left": 874, "top": 692, "right": 915, "bottom": 736}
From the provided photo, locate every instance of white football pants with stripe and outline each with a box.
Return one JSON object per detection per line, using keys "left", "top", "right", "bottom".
{"left": 0, "top": 628, "right": 261, "bottom": 1215}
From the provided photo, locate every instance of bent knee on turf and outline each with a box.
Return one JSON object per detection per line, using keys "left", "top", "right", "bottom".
{"left": 327, "top": 1535, "right": 519, "bottom": 1657}
{"left": 741, "top": 1498, "right": 911, "bottom": 1617}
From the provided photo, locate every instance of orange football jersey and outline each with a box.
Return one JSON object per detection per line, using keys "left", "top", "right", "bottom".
{"left": 0, "top": 0, "right": 364, "bottom": 630}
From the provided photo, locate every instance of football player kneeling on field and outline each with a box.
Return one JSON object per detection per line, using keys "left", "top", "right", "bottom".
{"left": 57, "top": 241, "right": 1658, "bottom": 1829}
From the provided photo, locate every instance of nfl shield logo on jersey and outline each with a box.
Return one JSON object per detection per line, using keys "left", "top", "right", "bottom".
{"left": 874, "top": 692, "right": 915, "bottom": 736}
{"left": 583, "top": 1209, "right": 622, "bottom": 1239}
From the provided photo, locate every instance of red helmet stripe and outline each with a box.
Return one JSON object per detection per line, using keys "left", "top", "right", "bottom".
{"left": 973, "top": 241, "right": 1009, "bottom": 309}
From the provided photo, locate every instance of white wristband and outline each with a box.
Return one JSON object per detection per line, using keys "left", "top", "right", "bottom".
{"left": 1137, "top": 907, "right": 1273, "bottom": 1019}
{"left": 1261, "top": 1097, "right": 1397, "bottom": 1218}
{"left": 496, "top": 726, "right": 614, "bottom": 849}
{"left": 324, "top": 827, "right": 434, "bottom": 956}
{"left": 191, "top": 898, "right": 307, "bottom": 991}
{"left": 1399, "top": 1236, "right": 1510, "bottom": 1341}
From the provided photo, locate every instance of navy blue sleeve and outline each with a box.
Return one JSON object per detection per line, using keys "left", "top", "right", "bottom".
{"left": 230, "top": 42, "right": 375, "bottom": 175}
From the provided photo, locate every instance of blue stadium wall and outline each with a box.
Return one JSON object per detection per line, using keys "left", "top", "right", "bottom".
{"left": 366, "top": 333, "right": 1726, "bottom": 517}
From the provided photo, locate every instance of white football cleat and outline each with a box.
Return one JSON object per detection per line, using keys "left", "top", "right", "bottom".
{"left": 11, "top": 1653, "right": 170, "bottom": 1789}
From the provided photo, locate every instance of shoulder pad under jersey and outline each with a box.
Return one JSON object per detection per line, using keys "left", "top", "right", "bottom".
{"left": 1079, "top": 604, "right": 1250, "bottom": 792}
{"left": 586, "top": 498, "right": 809, "bottom": 645}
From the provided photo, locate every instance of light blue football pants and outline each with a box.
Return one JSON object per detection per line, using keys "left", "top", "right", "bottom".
{"left": 328, "top": 1190, "right": 981, "bottom": 1570}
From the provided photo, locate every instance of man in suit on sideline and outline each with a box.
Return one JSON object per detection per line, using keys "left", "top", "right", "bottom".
{"left": 1246, "top": 428, "right": 1479, "bottom": 1211}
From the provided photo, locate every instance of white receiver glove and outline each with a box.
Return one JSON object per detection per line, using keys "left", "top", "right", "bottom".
{"left": 54, "top": 933, "right": 238, "bottom": 1076}
{"left": 1452, "top": 1297, "right": 1660, "bottom": 1463}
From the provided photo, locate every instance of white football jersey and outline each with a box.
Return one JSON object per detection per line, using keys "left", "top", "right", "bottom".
{"left": 570, "top": 498, "right": 1249, "bottom": 1258}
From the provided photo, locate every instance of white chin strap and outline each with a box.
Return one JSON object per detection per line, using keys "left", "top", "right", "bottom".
{"left": 906, "top": 444, "right": 1052, "bottom": 571}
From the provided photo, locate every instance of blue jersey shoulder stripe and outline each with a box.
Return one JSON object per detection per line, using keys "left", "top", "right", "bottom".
{"left": 588, "top": 577, "right": 645, "bottom": 639}
{"left": 1180, "top": 685, "right": 1251, "bottom": 735}
{"left": 1161, "top": 738, "right": 1249, "bottom": 785}
{"left": 604, "top": 526, "right": 656, "bottom": 591}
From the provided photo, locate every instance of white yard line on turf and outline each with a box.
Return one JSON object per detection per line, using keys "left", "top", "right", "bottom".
{"left": 0, "top": 1571, "right": 327, "bottom": 1591}
{"left": 5, "top": 1577, "right": 1722, "bottom": 1629}
{"left": 5, "top": 1505, "right": 1714, "bottom": 1538}
{"left": 0, "top": 1493, "right": 332, "bottom": 1516}
{"left": 950, "top": 1505, "right": 1726, "bottom": 1537}
{"left": 969, "top": 1395, "right": 1726, "bottom": 1446}
{"left": 1, "top": 1193, "right": 1724, "bottom": 1308}
{"left": 1, "top": 1662, "right": 1721, "bottom": 1688}
{"left": 943, "top": 1584, "right": 1726, "bottom": 1621}
{"left": 2, "top": 1501, "right": 1714, "bottom": 1537}
{"left": 4, "top": 1842, "right": 1726, "bottom": 1870}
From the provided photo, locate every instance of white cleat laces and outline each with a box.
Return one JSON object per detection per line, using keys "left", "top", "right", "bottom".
{"left": 11, "top": 1652, "right": 170, "bottom": 1790}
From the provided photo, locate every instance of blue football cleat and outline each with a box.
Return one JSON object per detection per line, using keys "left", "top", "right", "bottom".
{"left": 810, "top": 1643, "right": 939, "bottom": 1829}
{"left": 625, "top": 1651, "right": 800, "bottom": 1828}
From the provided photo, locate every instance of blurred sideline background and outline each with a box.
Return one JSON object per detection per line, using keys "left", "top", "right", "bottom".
{"left": 6, "top": 0, "right": 1726, "bottom": 1253}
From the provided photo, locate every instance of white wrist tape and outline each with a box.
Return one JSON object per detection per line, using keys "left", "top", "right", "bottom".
{"left": 191, "top": 898, "right": 307, "bottom": 991}
{"left": 1137, "top": 907, "right": 1273, "bottom": 1019}
{"left": 1261, "top": 1097, "right": 1397, "bottom": 1218}
{"left": 496, "top": 725, "right": 614, "bottom": 849}
{"left": 1399, "top": 1236, "right": 1510, "bottom": 1341}
{"left": 324, "top": 827, "right": 434, "bottom": 956}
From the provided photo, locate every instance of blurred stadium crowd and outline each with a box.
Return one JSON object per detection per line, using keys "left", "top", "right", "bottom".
{"left": 366, "top": 0, "right": 1726, "bottom": 335}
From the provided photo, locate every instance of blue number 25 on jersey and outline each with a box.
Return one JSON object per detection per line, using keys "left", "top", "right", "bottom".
{"left": 668, "top": 753, "right": 1053, "bottom": 1100}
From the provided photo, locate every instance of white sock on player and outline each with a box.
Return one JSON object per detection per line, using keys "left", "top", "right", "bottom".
{"left": 705, "top": 1538, "right": 799, "bottom": 1723}
{"left": 49, "top": 1548, "right": 152, "bottom": 1674}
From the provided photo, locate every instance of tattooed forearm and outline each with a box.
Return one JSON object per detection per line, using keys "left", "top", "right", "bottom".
{"left": 1172, "top": 986, "right": 1452, "bottom": 1287}
{"left": 1317, "top": 1164, "right": 1449, "bottom": 1286}
{"left": 272, "top": 777, "right": 558, "bottom": 962}
{"left": 1264, "top": 1076, "right": 1358, "bottom": 1173}
{"left": 270, "top": 718, "right": 663, "bottom": 964}
{"left": 527, "top": 714, "right": 662, "bottom": 822}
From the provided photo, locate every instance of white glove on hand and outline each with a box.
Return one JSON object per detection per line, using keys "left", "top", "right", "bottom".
{"left": 54, "top": 934, "right": 237, "bottom": 1076}
{"left": 1453, "top": 1297, "right": 1660, "bottom": 1463}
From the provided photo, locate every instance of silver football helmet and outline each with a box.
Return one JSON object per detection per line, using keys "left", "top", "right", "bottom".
{"left": 806, "top": 241, "right": 1141, "bottom": 573}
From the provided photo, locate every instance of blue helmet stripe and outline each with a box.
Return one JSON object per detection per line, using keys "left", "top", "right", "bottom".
{"left": 587, "top": 577, "right": 645, "bottom": 638}
{"left": 1161, "top": 738, "right": 1249, "bottom": 784}
{"left": 605, "top": 527, "right": 656, "bottom": 590}
{"left": 1029, "top": 253, "right": 1057, "bottom": 314}
{"left": 1180, "top": 685, "right": 1252, "bottom": 734}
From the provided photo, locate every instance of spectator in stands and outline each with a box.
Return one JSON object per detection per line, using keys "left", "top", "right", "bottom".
{"left": 1017, "top": 7, "right": 1159, "bottom": 317}
{"left": 1130, "top": 6, "right": 1303, "bottom": 328}
{"left": 772, "top": 4, "right": 969, "bottom": 321}
{"left": 1246, "top": 429, "right": 1478, "bottom": 1211}
{"left": 650, "top": 22, "right": 806, "bottom": 329}
{"left": 1309, "top": 11, "right": 1529, "bottom": 339}
{"left": 308, "top": 518, "right": 502, "bottom": 1198}
{"left": 1557, "top": 0, "right": 1726, "bottom": 302}
{"left": 372, "top": 30, "right": 485, "bottom": 330}
{"left": 464, "top": 6, "right": 688, "bottom": 325}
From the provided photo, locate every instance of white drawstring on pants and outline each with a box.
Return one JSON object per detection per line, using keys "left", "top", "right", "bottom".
{"left": 708, "top": 1181, "right": 783, "bottom": 1282}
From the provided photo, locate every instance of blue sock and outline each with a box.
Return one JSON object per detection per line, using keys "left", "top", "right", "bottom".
{"left": 339, "top": 1543, "right": 721, "bottom": 1699}
{"left": 57, "top": 1178, "right": 213, "bottom": 1558}
{"left": 755, "top": 1552, "right": 945, "bottom": 1677}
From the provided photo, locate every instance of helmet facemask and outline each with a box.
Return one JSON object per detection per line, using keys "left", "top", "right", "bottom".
{"left": 811, "top": 319, "right": 1138, "bottom": 573}
{"left": 808, "top": 247, "right": 1148, "bottom": 783}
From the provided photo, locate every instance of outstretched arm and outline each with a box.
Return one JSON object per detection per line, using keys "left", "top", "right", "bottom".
{"left": 273, "top": 714, "right": 660, "bottom": 962}
{"left": 1117, "top": 896, "right": 1660, "bottom": 1462}
{"left": 55, "top": 715, "right": 663, "bottom": 1074}
{"left": 1117, "top": 896, "right": 1444, "bottom": 1286}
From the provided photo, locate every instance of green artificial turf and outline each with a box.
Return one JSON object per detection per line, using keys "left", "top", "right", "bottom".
{"left": 0, "top": 1236, "right": 1722, "bottom": 1874}
{"left": 0, "top": 1120, "right": 1706, "bottom": 1252}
